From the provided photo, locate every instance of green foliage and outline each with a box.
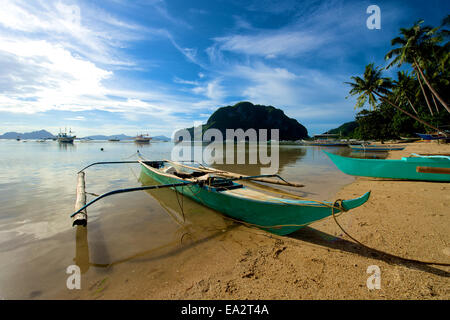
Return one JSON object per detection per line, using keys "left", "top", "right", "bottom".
{"left": 326, "top": 121, "right": 359, "bottom": 138}
{"left": 346, "top": 63, "right": 393, "bottom": 109}
{"left": 344, "top": 15, "right": 450, "bottom": 140}
{"left": 353, "top": 105, "right": 397, "bottom": 140}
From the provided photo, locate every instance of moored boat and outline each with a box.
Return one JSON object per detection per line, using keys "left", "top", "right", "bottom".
{"left": 57, "top": 128, "right": 76, "bottom": 143}
{"left": 138, "top": 160, "right": 371, "bottom": 235}
{"left": 349, "top": 144, "right": 405, "bottom": 151}
{"left": 400, "top": 137, "right": 421, "bottom": 143}
{"left": 324, "top": 151, "right": 450, "bottom": 182}
{"left": 416, "top": 132, "right": 449, "bottom": 140}
{"left": 302, "top": 140, "right": 349, "bottom": 147}
{"left": 134, "top": 133, "right": 152, "bottom": 143}
{"left": 301, "top": 133, "right": 349, "bottom": 147}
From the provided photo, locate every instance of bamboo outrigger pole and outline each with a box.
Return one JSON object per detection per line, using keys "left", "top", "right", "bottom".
{"left": 71, "top": 158, "right": 305, "bottom": 226}
{"left": 70, "top": 173, "right": 296, "bottom": 219}
{"left": 73, "top": 171, "right": 88, "bottom": 226}
{"left": 164, "top": 159, "right": 305, "bottom": 188}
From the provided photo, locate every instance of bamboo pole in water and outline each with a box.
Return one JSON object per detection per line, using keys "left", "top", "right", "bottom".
{"left": 73, "top": 172, "right": 88, "bottom": 226}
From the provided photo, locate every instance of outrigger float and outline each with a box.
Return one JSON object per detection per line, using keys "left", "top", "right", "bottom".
{"left": 71, "top": 154, "right": 371, "bottom": 235}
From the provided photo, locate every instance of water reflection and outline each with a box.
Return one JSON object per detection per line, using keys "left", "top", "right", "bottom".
{"left": 134, "top": 141, "right": 151, "bottom": 146}
{"left": 139, "top": 170, "right": 232, "bottom": 232}
{"left": 74, "top": 226, "right": 90, "bottom": 273}
{"left": 213, "top": 145, "right": 306, "bottom": 176}
{"left": 58, "top": 142, "right": 76, "bottom": 151}
{"left": 172, "top": 142, "right": 307, "bottom": 176}
{"left": 72, "top": 169, "right": 235, "bottom": 273}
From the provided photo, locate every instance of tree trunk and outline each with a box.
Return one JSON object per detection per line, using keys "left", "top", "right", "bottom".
{"left": 415, "top": 67, "right": 434, "bottom": 116}
{"left": 414, "top": 58, "right": 450, "bottom": 113}
{"left": 374, "top": 92, "right": 444, "bottom": 135}
{"left": 406, "top": 97, "right": 419, "bottom": 115}
{"left": 431, "top": 94, "right": 439, "bottom": 114}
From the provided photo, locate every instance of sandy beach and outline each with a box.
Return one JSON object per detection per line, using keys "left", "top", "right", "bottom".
{"left": 67, "top": 141, "right": 450, "bottom": 300}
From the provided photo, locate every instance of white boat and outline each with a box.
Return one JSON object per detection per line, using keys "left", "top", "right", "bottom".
{"left": 134, "top": 133, "right": 152, "bottom": 143}
{"left": 57, "top": 129, "right": 76, "bottom": 143}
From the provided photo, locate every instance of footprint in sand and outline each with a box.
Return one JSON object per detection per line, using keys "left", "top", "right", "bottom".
{"left": 443, "top": 247, "right": 450, "bottom": 257}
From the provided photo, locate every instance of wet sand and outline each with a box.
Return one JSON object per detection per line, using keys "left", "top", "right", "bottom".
{"left": 66, "top": 141, "right": 450, "bottom": 300}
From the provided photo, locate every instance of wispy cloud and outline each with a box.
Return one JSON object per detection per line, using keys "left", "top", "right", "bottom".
{"left": 0, "top": 0, "right": 212, "bottom": 130}
{"left": 0, "top": 0, "right": 147, "bottom": 67}
{"left": 213, "top": 31, "right": 328, "bottom": 59}
{"left": 191, "top": 79, "right": 226, "bottom": 101}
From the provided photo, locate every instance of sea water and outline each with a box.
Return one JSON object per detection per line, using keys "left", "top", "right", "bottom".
{"left": 0, "top": 139, "right": 380, "bottom": 299}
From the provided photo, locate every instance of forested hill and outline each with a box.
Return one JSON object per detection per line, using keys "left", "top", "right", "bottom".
{"left": 325, "top": 121, "right": 359, "bottom": 137}
{"left": 180, "top": 101, "right": 308, "bottom": 141}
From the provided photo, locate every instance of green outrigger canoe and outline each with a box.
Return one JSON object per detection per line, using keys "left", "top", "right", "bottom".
{"left": 324, "top": 151, "right": 450, "bottom": 182}
{"left": 139, "top": 160, "right": 371, "bottom": 235}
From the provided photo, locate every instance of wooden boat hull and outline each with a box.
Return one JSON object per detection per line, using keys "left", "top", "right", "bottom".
{"left": 140, "top": 162, "right": 370, "bottom": 235}
{"left": 58, "top": 137, "right": 75, "bottom": 143}
{"left": 325, "top": 151, "right": 450, "bottom": 182}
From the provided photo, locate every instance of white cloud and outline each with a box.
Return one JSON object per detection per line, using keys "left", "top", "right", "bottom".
{"left": 0, "top": 0, "right": 147, "bottom": 67}
{"left": 0, "top": 37, "right": 111, "bottom": 112}
{"left": 214, "top": 31, "right": 327, "bottom": 58}
{"left": 173, "top": 76, "right": 199, "bottom": 86}
{"left": 0, "top": 0, "right": 216, "bottom": 127}
{"left": 64, "top": 116, "right": 86, "bottom": 121}
{"left": 191, "top": 79, "right": 226, "bottom": 101}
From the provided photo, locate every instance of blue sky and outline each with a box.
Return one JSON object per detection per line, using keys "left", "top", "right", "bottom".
{"left": 0, "top": 0, "right": 448, "bottom": 137}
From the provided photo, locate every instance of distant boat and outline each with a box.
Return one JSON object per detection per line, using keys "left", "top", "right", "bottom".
{"left": 301, "top": 140, "right": 349, "bottom": 146}
{"left": 300, "top": 134, "right": 356, "bottom": 147}
{"left": 134, "top": 134, "right": 152, "bottom": 143}
{"left": 324, "top": 151, "right": 450, "bottom": 182}
{"left": 16, "top": 136, "right": 20, "bottom": 141}
{"left": 416, "top": 132, "right": 448, "bottom": 140}
{"left": 400, "top": 137, "right": 421, "bottom": 143}
{"left": 108, "top": 137, "right": 120, "bottom": 141}
{"left": 349, "top": 144, "right": 405, "bottom": 152}
{"left": 57, "top": 129, "right": 76, "bottom": 143}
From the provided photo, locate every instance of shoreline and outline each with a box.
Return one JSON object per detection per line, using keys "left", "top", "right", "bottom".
{"left": 64, "top": 142, "right": 450, "bottom": 300}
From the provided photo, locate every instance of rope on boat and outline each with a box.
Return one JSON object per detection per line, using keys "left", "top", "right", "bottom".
{"left": 74, "top": 155, "right": 450, "bottom": 266}
{"left": 216, "top": 198, "right": 347, "bottom": 230}
{"left": 183, "top": 175, "right": 450, "bottom": 267}
{"left": 174, "top": 184, "right": 185, "bottom": 223}
{"left": 214, "top": 194, "right": 450, "bottom": 267}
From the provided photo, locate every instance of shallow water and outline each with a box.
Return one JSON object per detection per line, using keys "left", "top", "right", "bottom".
{"left": 0, "top": 139, "right": 383, "bottom": 299}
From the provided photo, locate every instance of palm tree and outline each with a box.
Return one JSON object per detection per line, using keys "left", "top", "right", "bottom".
{"left": 385, "top": 20, "right": 449, "bottom": 113}
{"left": 346, "top": 64, "right": 441, "bottom": 133}
{"left": 394, "top": 71, "right": 419, "bottom": 115}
